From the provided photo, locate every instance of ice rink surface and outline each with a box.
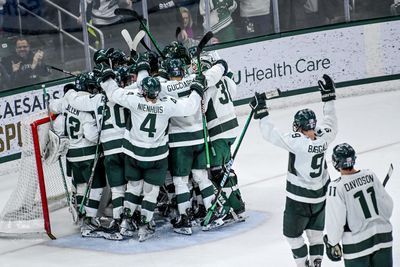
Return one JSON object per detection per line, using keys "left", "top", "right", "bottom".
{"left": 0, "top": 86, "right": 399, "bottom": 267}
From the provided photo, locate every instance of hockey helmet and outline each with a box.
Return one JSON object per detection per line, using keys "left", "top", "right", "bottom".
{"left": 75, "top": 72, "right": 99, "bottom": 94}
{"left": 144, "top": 51, "right": 160, "bottom": 74}
{"left": 109, "top": 49, "right": 128, "bottom": 66}
{"left": 141, "top": 76, "right": 161, "bottom": 99}
{"left": 93, "top": 48, "right": 114, "bottom": 65}
{"left": 167, "top": 58, "right": 184, "bottom": 78}
{"left": 292, "top": 108, "right": 317, "bottom": 132}
{"left": 63, "top": 83, "right": 75, "bottom": 94}
{"left": 332, "top": 143, "right": 357, "bottom": 171}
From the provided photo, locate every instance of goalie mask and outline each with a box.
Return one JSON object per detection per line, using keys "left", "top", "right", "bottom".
{"left": 141, "top": 76, "right": 161, "bottom": 100}
{"left": 75, "top": 72, "right": 100, "bottom": 94}
{"left": 292, "top": 108, "right": 317, "bottom": 132}
{"left": 332, "top": 143, "right": 356, "bottom": 171}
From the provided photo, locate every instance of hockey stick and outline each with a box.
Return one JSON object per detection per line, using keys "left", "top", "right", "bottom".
{"left": 42, "top": 84, "right": 79, "bottom": 225}
{"left": 114, "top": 8, "right": 165, "bottom": 59}
{"left": 195, "top": 31, "right": 214, "bottom": 169}
{"left": 203, "top": 89, "right": 281, "bottom": 226}
{"left": 78, "top": 98, "right": 107, "bottom": 215}
{"left": 383, "top": 163, "right": 393, "bottom": 187}
{"left": 47, "top": 65, "right": 77, "bottom": 77}
{"left": 121, "top": 29, "right": 147, "bottom": 53}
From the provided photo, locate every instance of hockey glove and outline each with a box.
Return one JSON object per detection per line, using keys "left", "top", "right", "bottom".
{"left": 190, "top": 74, "right": 206, "bottom": 98}
{"left": 93, "top": 63, "right": 115, "bottom": 83}
{"left": 214, "top": 59, "right": 228, "bottom": 76}
{"left": 323, "top": 235, "right": 342, "bottom": 262}
{"left": 249, "top": 92, "right": 269, "bottom": 120}
{"left": 159, "top": 59, "right": 170, "bottom": 80}
{"left": 318, "top": 74, "right": 336, "bottom": 102}
{"left": 132, "top": 52, "right": 150, "bottom": 72}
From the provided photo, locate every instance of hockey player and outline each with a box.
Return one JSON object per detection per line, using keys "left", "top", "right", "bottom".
{"left": 324, "top": 143, "right": 393, "bottom": 267}
{"left": 52, "top": 73, "right": 108, "bottom": 239}
{"left": 250, "top": 74, "right": 338, "bottom": 267}
{"left": 135, "top": 50, "right": 228, "bottom": 235}
{"left": 97, "top": 63, "right": 207, "bottom": 241}
{"left": 200, "top": 54, "right": 246, "bottom": 229}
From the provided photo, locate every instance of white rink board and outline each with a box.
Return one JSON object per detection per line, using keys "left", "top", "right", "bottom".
{"left": 215, "top": 20, "right": 400, "bottom": 99}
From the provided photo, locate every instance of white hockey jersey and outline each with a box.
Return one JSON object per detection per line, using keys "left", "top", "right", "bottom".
{"left": 325, "top": 169, "right": 393, "bottom": 260}
{"left": 203, "top": 74, "right": 238, "bottom": 142}
{"left": 259, "top": 101, "right": 338, "bottom": 203}
{"left": 101, "top": 78, "right": 202, "bottom": 162}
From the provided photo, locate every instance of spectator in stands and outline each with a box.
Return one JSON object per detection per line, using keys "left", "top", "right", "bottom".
{"left": 2, "top": 38, "right": 50, "bottom": 88}
{"left": 177, "top": 6, "right": 201, "bottom": 48}
{"left": 239, "top": 0, "right": 273, "bottom": 38}
{"left": 199, "top": 0, "right": 237, "bottom": 43}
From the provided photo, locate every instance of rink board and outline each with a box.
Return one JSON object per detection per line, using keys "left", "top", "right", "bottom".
{"left": 46, "top": 210, "right": 268, "bottom": 254}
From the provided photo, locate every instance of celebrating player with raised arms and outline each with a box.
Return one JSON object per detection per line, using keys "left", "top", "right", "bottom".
{"left": 324, "top": 143, "right": 393, "bottom": 267}
{"left": 97, "top": 62, "right": 207, "bottom": 242}
{"left": 250, "top": 74, "right": 338, "bottom": 267}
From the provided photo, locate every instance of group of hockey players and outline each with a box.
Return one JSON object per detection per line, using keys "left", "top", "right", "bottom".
{"left": 48, "top": 41, "right": 246, "bottom": 242}
{"left": 250, "top": 75, "right": 393, "bottom": 267}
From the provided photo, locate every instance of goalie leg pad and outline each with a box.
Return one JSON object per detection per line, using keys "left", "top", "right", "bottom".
{"left": 124, "top": 180, "right": 143, "bottom": 214}
{"left": 173, "top": 176, "right": 191, "bottom": 215}
{"left": 286, "top": 236, "right": 309, "bottom": 267}
{"left": 111, "top": 185, "right": 125, "bottom": 219}
{"left": 141, "top": 182, "right": 160, "bottom": 223}
{"left": 191, "top": 169, "right": 215, "bottom": 209}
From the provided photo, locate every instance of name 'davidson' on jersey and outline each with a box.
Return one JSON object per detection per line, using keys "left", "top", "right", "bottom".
{"left": 344, "top": 174, "right": 374, "bottom": 192}
{"left": 232, "top": 57, "right": 331, "bottom": 84}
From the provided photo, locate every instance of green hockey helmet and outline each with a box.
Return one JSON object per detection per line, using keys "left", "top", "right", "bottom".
{"left": 332, "top": 143, "right": 357, "bottom": 171}
{"left": 141, "top": 76, "right": 161, "bottom": 99}
{"left": 93, "top": 48, "right": 114, "bottom": 65}
{"left": 167, "top": 58, "right": 184, "bottom": 78}
{"left": 293, "top": 108, "right": 317, "bottom": 132}
{"left": 109, "top": 49, "right": 128, "bottom": 66}
{"left": 75, "top": 72, "right": 99, "bottom": 94}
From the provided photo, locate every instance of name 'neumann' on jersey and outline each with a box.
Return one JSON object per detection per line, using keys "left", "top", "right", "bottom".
{"left": 307, "top": 143, "right": 327, "bottom": 153}
{"left": 344, "top": 174, "right": 374, "bottom": 192}
{"left": 137, "top": 103, "right": 164, "bottom": 113}
{"left": 66, "top": 104, "right": 80, "bottom": 116}
{"left": 166, "top": 80, "right": 192, "bottom": 92}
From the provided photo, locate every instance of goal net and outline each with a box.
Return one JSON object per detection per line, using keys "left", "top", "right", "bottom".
{"left": 0, "top": 112, "right": 72, "bottom": 239}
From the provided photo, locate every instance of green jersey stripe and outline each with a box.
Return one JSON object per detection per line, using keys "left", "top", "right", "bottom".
{"left": 169, "top": 129, "right": 204, "bottom": 143}
{"left": 208, "top": 118, "right": 239, "bottom": 137}
{"left": 123, "top": 140, "right": 169, "bottom": 158}
{"left": 67, "top": 145, "right": 98, "bottom": 158}
{"left": 102, "top": 139, "right": 123, "bottom": 151}
{"left": 343, "top": 232, "right": 393, "bottom": 254}
{"left": 286, "top": 180, "right": 329, "bottom": 199}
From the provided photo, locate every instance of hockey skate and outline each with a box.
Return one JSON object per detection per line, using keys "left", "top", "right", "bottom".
{"left": 138, "top": 223, "right": 155, "bottom": 242}
{"left": 171, "top": 214, "right": 192, "bottom": 235}
{"left": 103, "top": 219, "right": 124, "bottom": 241}
{"left": 81, "top": 217, "right": 105, "bottom": 238}
{"left": 119, "top": 209, "right": 137, "bottom": 237}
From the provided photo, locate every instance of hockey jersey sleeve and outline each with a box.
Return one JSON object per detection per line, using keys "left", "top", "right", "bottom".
{"left": 325, "top": 181, "right": 347, "bottom": 245}
{"left": 259, "top": 117, "right": 297, "bottom": 153}
{"left": 168, "top": 92, "right": 201, "bottom": 117}
{"left": 81, "top": 112, "right": 99, "bottom": 143}
{"left": 204, "top": 63, "right": 225, "bottom": 87}
{"left": 373, "top": 170, "right": 394, "bottom": 219}
{"left": 49, "top": 98, "right": 64, "bottom": 114}
{"left": 53, "top": 114, "right": 66, "bottom": 136}
{"left": 317, "top": 101, "right": 338, "bottom": 144}
{"left": 64, "top": 89, "right": 104, "bottom": 112}
{"left": 101, "top": 78, "right": 141, "bottom": 110}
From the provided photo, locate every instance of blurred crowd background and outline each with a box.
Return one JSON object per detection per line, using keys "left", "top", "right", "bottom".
{"left": 0, "top": 0, "right": 398, "bottom": 91}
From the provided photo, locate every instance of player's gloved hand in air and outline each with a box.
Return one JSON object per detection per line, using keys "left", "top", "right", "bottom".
{"left": 133, "top": 52, "right": 150, "bottom": 72}
{"left": 93, "top": 63, "right": 115, "bottom": 83}
{"left": 249, "top": 92, "right": 269, "bottom": 120}
{"left": 190, "top": 74, "right": 206, "bottom": 97}
{"left": 158, "top": 59, "right": 170, "bottom": 80}
{"left": 323, "top": 235, "right": 342, "bottom": 262}
{"left": 214, "top": 59, "right": 228, "bottom": 76}
{"left": 318, "top": 74, "right": 336, "bottom": 102}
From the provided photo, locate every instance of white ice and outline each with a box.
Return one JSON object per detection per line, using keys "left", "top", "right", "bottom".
{"left": 0, "top": 83, "right": 399, "bottom": 267}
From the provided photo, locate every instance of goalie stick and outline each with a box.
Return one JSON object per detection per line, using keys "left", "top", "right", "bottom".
{"left": 42, "top": 84, "right": 79, "bottom": 229}
{"left": 383, "top": 163, "right": 394, "bottom": 187}
{"left": 121, "top": 29, "right": 151, "bottom": 54}
{"left": 114, "top": 8, "right": 165, "bottom": 59}
{"left": 47, "top": 65, "right": 77, "bottom": 77}
{"left": 203, "top": 89, "right": 281, "bottom": 227}
{"left": 195, "top": 31, "right": 214, "bottom": 168}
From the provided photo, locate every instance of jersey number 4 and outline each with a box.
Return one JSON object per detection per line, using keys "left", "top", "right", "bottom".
{"left": 140, "top": 114, "right": 157, "bottom": 137}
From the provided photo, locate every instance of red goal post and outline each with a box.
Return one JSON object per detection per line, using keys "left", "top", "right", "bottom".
{"left": 0, "top": 112, "right": 72, "bottom": 239}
